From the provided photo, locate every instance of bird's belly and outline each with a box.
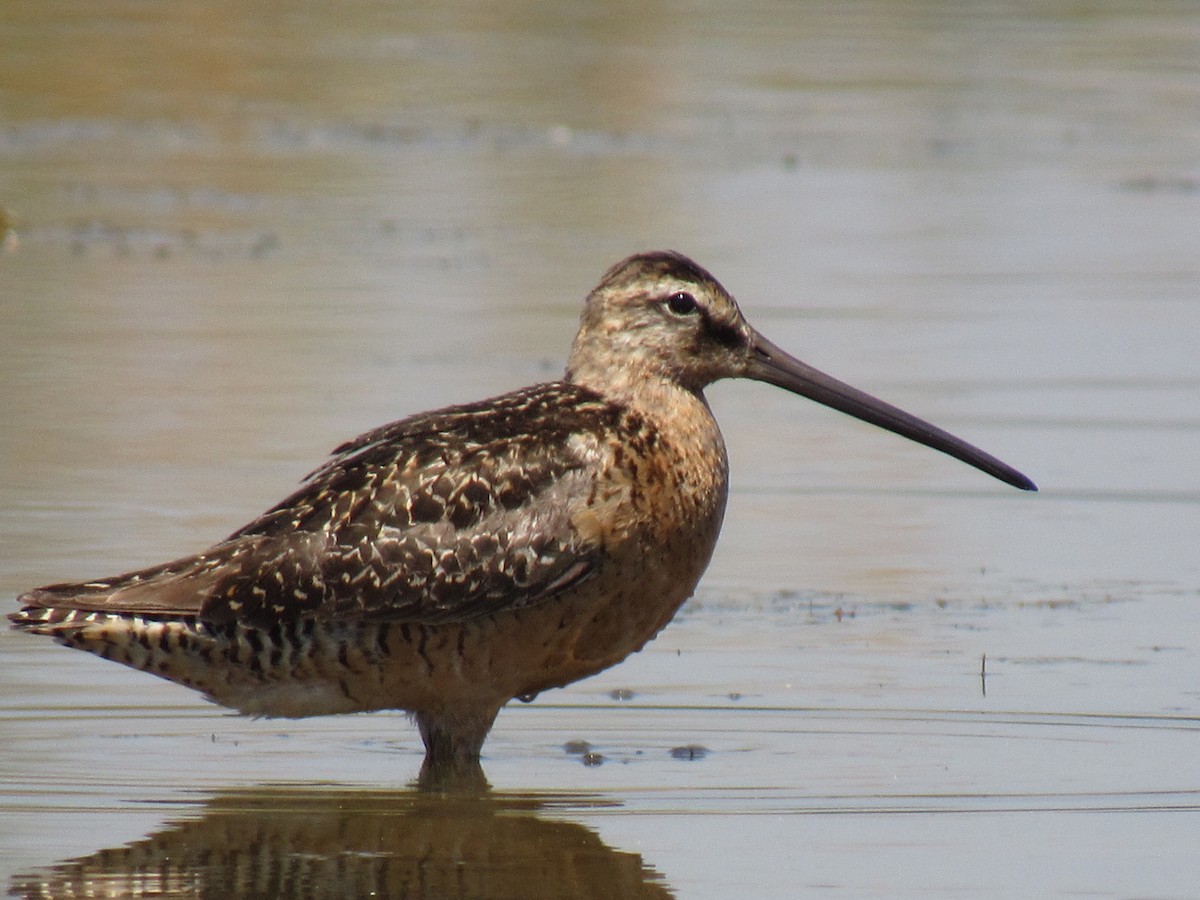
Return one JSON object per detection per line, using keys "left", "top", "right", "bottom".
{"left": 232, "top": 520, "right": 717, "bottom": 717}
{"left": 444, "top": 513, "right": 722, "bottom": 701}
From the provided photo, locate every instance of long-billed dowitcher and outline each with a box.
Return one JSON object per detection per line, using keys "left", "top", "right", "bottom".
{"left": 10, "top": 251, "right": 1035, "bottom": 779}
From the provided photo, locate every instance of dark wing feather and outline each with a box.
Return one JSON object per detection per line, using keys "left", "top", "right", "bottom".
{"left": 16, "top": 383, "right": 621, "bottom": 629}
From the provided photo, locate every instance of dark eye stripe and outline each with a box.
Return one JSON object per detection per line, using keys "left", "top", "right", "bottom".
{"left": 701, "top": 313, "right": 744, "bottom": 349}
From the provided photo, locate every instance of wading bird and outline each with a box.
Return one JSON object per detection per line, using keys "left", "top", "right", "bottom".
{"left": 11, "top": 251, "right": 1035, "bottom": 784}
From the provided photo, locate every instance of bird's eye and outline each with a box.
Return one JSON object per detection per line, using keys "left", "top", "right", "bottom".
{"left": 665, "top": 292, "right": 698, "bottom": 316}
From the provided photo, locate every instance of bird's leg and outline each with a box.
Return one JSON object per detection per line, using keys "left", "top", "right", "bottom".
{"left": 414, "top": 705, "right": 501, "bottom": 793}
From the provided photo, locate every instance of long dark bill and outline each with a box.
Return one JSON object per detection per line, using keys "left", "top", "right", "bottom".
{"left": 747, "top": 333, "right": 1037, "bottom": 492}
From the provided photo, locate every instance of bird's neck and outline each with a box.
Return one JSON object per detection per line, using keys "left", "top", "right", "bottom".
{"left": 565, "top": 358, "right": 704, "bottom": 420}
{"left": 565, "top": 367, "right": 729, "bottom": 503}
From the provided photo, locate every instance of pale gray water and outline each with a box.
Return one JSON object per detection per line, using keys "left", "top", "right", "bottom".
{"left": 2, "top": 2, "right": 1198, "bottom": 897}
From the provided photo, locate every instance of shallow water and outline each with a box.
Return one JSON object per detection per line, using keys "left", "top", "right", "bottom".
{"left": 2, "top": 2, "right": 1199, "bottom": 897}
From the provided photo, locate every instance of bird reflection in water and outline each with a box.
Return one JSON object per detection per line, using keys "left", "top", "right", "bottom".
{"left": 9, "top": 786, "right": 673, "bottom": 900}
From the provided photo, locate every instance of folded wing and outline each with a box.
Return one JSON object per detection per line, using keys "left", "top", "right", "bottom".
{"left": 16, "top": 384, "right": 618, "bottom": 630}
